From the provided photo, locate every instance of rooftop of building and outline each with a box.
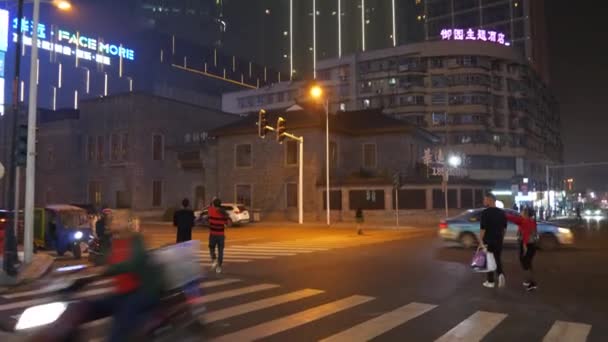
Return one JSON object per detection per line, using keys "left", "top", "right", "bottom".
{"left": 211, "top": 105, "right": 439, "bottom": 142}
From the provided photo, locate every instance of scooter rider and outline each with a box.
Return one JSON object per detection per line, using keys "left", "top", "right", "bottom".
{"left": 50, "top": 224, "right": 164, "bottom": 342}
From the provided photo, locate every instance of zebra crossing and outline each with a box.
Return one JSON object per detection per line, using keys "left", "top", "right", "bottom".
{"left": 0, "top": 276, "right": 594, "bottom": 341}
{"left": 186, "top": 234, "right": 415, "bottom": 267}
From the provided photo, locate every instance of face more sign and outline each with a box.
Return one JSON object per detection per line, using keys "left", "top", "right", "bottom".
{"left": 12, "top": 16, "right": 135, "bottom": 66}
{"left": 440, "top": 28, "right": 510, "bottom": 46}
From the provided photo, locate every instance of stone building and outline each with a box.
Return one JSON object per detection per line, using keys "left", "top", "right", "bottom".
{"left": 35, "top": 92, "right": 239, "bottom": 213}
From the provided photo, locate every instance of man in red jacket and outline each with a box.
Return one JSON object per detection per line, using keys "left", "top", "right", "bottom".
{"left": 208, "top": 198, "right": 229, "bottom": 274}
{"left": 507, "top": 208, "right": 538, "bottom": 291}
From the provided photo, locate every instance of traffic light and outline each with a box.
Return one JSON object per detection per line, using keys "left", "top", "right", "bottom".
{"left": 257, "top": 109, "right": 269, "bottom": 138}
{"left": 276, "top": 117, "right": 286, "bottom": 144}
{"left": 393, "top": 172, "right": 401, "bottom": 189}
{"left": 15, "top": 124, "right": 28, "bottom": 167}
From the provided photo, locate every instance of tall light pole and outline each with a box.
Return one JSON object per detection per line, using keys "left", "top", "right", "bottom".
{"left": 22, "top": 0, "right": 72, "bottom": 264}
{"left": 309, "top": 85, "right": 330, "bottom": 225}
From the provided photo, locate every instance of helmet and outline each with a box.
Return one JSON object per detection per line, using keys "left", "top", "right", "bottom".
{"left": 213, "top": 198, "right": 222, "bottom": 207}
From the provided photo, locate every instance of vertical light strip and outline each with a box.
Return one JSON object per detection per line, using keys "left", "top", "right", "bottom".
{"left": 361, "top": 0, "right": 366, "bottom": 51}
{"left": 313, "top": 0, "right": 317, "bottom": 79}
{"left": 129, "top": 78, "right": 133, "bottom": 92}
{"left": 289, "top": 0, "right": 293, "bottom": 80}
{"left": 75, "top": 32, "right": 80, "bottom": 67}
{"left": 20, "top": 81, "right": 24, "bottom": 102}
{"left": 338, "top": 0, "right": 342, "bottom": 57}
{"left": 264, "top": 67, "right": 267, "bottom": 81}
{"left": 58, "top": 63, "right": 62, "bottom": 88}
{"left": 214, "top": 49, "right": 217, "bottom": 66}
{"left": 184, "top": 56, "right": 187, "bottom": 68}
{"left": 86, "top": 69, "right": 90, "bottom": 94}
{"left": 74, "top": 90, "right": 78, "bottom": 109}
{"left": 52, "top": 87, "right": 56, "bottom": 110}
{"left": 36, "top": 59, "right": 39, "bottom": 85}
{"left": 119, "top": 44, "right": 123, "bottom": 77}
{"left": 171, "top": 35, "right": 175, "bottom": 54}
{"left": 392, "top": 0, "right": 397, "bottom": 47}
{"left": 104, "top": 73, "right": 108, "bottom": 96}
{"left": 249, "top": 61, "right": 252, "bottom": 77}
{"left": 160, "top": 49, "right": 164, "bottom": 63}
{"left": 232, "top": 56, "right": 236, "bottom": 72}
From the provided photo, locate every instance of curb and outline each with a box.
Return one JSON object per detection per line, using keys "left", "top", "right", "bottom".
{"left": 0, "top": 254, "right": 54, "bottom": 291}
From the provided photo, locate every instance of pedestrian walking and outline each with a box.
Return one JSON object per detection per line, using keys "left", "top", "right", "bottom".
{"left": 173, "top": 198, "right": 195, "bottom": 243}
{"left": 507, "top": 208, "right": 538, "bottom": 291}
{"left": 96, "top": 207, "right": 113, "bottom": 253}
{"left": 208, "top": 198, "right": 229, "bottom": 274}
{"left": 479, "top": 192, "right": 507, "bottom": 288}
{"left": 355, "top": 208, "right": 364, "bottom": 235}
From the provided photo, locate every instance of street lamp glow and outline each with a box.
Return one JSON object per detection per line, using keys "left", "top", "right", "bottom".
{"left": 448, "top": 155, "right": 462, "bottom": 167}
{"left": 309, "top": 85, "right": 323, "bottom": 100}
{"left": 54, "top": 0, "right": 72, "bottom": 10}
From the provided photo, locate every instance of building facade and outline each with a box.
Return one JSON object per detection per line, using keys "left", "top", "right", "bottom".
{"left": 33, "top": 92, "right": 239, "bottom": 212}
{"left": 210, "top": 106, "right": 492, "bottom": 222}
{"left": 223, "top": 39, "right": 562, "bottom": 189}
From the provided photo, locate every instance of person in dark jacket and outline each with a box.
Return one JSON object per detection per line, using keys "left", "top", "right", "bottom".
{"left": 96, "top": 208, "right": 113, "bottom": 254}
{"left": 479, "top": 192, "right": 507, "bottom": 288}
{"left": 173, "top": 199, "right": 195, "bottom": 243}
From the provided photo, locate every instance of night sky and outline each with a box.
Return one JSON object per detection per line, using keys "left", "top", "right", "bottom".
{"left": 546, "top": 0, "right": 608, "bottom": 191}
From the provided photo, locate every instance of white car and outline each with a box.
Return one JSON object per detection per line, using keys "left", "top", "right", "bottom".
{"left": 195, "top": 203, "right": 250, "bottom": 227}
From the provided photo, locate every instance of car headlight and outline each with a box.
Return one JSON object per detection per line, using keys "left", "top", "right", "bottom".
{"left": 73, "top": 231, "right": 83, "bottom": 240}
{"left": 16, "top": 302, "right": 67, "bottom": 330}
{"left": 558, "top": 227, "right": 571, "bottom": 235}
{"left": 595, "top": 210, "right": 602, "bottom": 215}
{"left": 584, "top": 210, "right": 591, "bottom": 215}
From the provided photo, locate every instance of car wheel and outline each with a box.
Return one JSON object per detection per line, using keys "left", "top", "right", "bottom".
{"left": 539, "top": 234, "right": 559, "bottom": 251}
{"left": 459, "top": 233, "right": 477, "bottom": 249}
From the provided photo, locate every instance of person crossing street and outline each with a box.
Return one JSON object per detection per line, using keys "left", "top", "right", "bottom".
{"left": 208, "top": 198, "right": 229, "bottom": 274}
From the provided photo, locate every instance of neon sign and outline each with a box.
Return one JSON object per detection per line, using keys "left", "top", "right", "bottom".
{"left": 12, "top": 16, "right": 135, "bottom": 66}
{"left": 440, "top": 28, "right": 510, "bottom": 46}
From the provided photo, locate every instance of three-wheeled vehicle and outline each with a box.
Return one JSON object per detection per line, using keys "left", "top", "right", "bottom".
{"left": 34, "top": 205, "right": 94, "bottom": 259}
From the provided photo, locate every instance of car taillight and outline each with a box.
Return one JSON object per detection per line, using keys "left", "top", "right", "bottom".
{"left": 439, "top": 222, "right": 448, "bottom": 230}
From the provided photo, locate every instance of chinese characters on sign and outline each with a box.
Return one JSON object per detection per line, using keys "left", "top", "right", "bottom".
{"left": 440, "top": 28, "right": 509, "bottom": 46}
{"left": 422, "top": 148, "right": 468, "bottom": 177}
{"left": 12, "top": 16, "right": 136, "bottom": 66}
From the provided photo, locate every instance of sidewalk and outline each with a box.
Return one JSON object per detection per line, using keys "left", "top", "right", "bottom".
{"left": 0, "top": 253, "right": 54, "bottom": 289}
{"left": 142, "top": 220, "right": 434, "bottom": 230}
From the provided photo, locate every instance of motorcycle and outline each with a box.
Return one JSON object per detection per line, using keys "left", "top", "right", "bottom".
{"left": 9, "top": 241, "right": 206, "bottom": 341}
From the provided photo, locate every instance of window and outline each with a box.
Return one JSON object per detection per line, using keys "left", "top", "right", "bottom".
{"left": 363, "top": 143, "right": 377, "bottom": 168}
{"left": 277, "top": 92, "right": 285, "bottom": 102}
{"left": 122, "top": 133, "right": 129, "bottom": 160}
{"left": 432, "top": 112, "right": 447, "bottom": 126}
{"left": 329, "top": 141, "right": 338, "bottom": 167}
{"left": 111, "top": 133, "right": 120, "bottom": 161}
{"left": 96, "top": 136, "right": 104, "bottom": 162}
{"left": 236, "top": 184, "right": 252, "bottom": 207}
{"left": 286, "top": 183, "right": 297, "bottom": 208}
{"left": 152, "top": 180, "right": 162, "bottom": 207}
{"left": 431, "top": 92, "right": 447, "bottom": 105}
{"left": 348, "top": 190, "right": 385, "bottom": 210}
{"left": 235, "top": 144, "right": 252, "bottom": 168}
{"left": 152, "top": 134, "right": 164, "bottom": 161}
{"left": 88, "top": 181, "right": 101, "bottom": 207}
{"left": 363, "top": 99, "right": 371, "bottom": 108}
{"left": 87, "top": 136, "right": 95, "bottom": 161}
{"left": 285, "top": 141, "right": 298, "bottom": 166}
{"left": 430, "top": 58, "right": 444, "bottom": 69}
{"left": 431, "top": 75, "right": 447, "bottom": 88}
{"left": 339, "top": 103, "right": 346, "bottom": 111}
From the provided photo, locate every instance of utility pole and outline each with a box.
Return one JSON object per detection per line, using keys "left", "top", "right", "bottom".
{"left": 3, "top": 0, "right": 25, "bottom": 276}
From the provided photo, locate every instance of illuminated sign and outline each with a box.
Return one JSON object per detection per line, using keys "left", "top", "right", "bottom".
{"left": 440, "top": 28, "right": 510, "bottom": 46}
{"left": 0, "top": 9, "right": 7, "bottom": 115}
{"left": 12, "top": 16, "right": 135, "bottom": 66}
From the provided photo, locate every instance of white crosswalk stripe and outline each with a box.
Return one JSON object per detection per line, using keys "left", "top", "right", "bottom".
{"left": 434, "top": 311, "right": 507, "bottom": 342}
{"left": 543, "top": 321, "right": 592, "bottom": 342}
{"left": 1, "top": 277, "right": 595, "bottom": 341}
{"left": 210, "top": 295, "right": 374, "bottom": 342}
{"left": 320, "top": 302, "right": 437, "bottom": 342}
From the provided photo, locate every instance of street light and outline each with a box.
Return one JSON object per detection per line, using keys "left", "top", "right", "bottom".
{"left": 448, "top": 155, "right": 462, "bottom": 168}
{"left": 309, "top": 85, "right": 330, "bottom": 226}
{"left": 53, "top": 0, "right": 72, "bottom": 10}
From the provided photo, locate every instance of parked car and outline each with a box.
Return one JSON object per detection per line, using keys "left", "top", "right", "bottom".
{"left": 195, "top": 203, "right": 250, "bottom": 227}
{"left": 438, "top": 208, "right": 574, "bottom": 250}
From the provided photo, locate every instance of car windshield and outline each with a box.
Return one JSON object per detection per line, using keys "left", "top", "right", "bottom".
{"left": 58, "top": 210, "right": 89, "bottom": 228}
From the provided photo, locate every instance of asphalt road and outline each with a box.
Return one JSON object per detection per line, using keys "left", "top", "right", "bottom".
{"left": 1, "top": 220, "right": 607, "bottom": 341}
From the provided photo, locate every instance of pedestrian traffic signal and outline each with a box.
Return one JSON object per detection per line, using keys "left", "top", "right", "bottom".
{"left": 257, "top": 109, "right": 270, "bottom": 138}
{"left": 15, "top": 124, "right": 28, "bottom": 167}
{"left": 276, "top": 117, "right": 286, "bottom": 144}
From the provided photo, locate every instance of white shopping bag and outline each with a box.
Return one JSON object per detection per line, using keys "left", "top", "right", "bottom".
{"left": 486, "top": 252, "right": 497, "bottom": 272}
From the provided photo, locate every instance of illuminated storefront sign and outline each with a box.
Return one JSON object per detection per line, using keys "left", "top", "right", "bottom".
{"left": 440, "top": 28, "right": 510, "bottom": 46}
{"left": 12, "top": 16, "right": 135, "bottom": 66}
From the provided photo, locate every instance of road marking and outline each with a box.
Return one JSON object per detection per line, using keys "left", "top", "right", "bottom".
{"left": 543, "top": 321, "right": 592, "bottom": 342}
{"left": 202, "top": 284, "right": 280, "bottom": 304}
{"left": 226, "top": 247, "right": 317, "bottom": 253}
{"left": 320, "top": 302, "right": 437, "bottom": 342}
{"left": 195, "top": 253, "right": 273, "bottom": 259}
{"left": 435, "top": 311, "right": 507, "bottom": 342}
{"left": 0, "top": 279, "right": 242, "bottom": 313}
{"left": 231, "top": 245, "right": 329, "bottom": 251}
{"left": 210, "top": 295, "right": 374, "bottom": 342}
{"left": 217, "top": 251, "right": 296, "bottom": 256}
{"left": 2, "top": 278, "right": 114, "bottom": 299}
{"left": 197, "top": 258, "right": 251, "bottom": 263}
{"left": 204, "top": 288, "right": 324, "bottom": 323}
